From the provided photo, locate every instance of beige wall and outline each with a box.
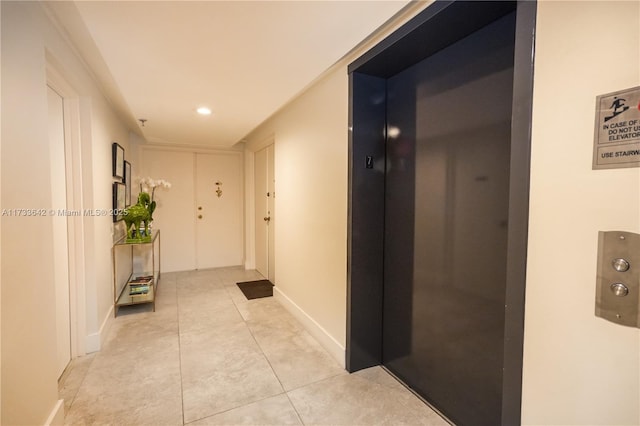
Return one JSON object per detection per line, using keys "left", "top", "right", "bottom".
{"left": 243, "top": 2, "right": 430, "bottom": 364}
{"left": 2, "top": 0, "right": 638, "bottom": 424}
{"left": 246, "top": 69, "right": 350, "bottom": 350}
{"left": 1, "top": 3, "right": 3, "bottom": 421}
{"left": 522, "top": 1, "right": 640, "bottom": 424}
{"left": 246, "top": 1, "right": 640, "bottom": 424}
{"left": 1, "top": 2, "right": 131, "bottom": 424}
{"left": 139, "top": 146, "right": 245, "bottom": 273}
{"left": 1, "top": 4, "right": 59, "bottom": 423}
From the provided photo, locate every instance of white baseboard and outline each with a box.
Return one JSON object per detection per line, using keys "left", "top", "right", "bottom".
{"left": 85, "top": 305, "right": 114, "bottom": 353}
{"left": 273, "top": 287, "right": 346, "bottom": 369}
{"left": 44, "top": 399, "right": 64, "bottom": 425}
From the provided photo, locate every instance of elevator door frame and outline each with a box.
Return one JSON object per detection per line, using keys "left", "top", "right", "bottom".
{"left": 346, "top": 1, "right": 536, "bottom": 425}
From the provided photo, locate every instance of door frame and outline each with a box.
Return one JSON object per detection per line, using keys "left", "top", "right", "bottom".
{"left": 194, "top": 151, "right": 244, "bottom": 269}
{"left": 46, "top": 57, "right": 87, "bottom": 359}
{"left": 248, "top": 137, "right": 276, "bottom": 282}
{"left": 139, "top": 145, "right": 245, "bottom": 272}
{"left": 48, "top": 84, "right": 72, "bottom": 378}
{"left": 253, "top": 144, "right": 275, "bottom": 282}
{"left": 346, "top": 1, "right": 536, "bottom": 424}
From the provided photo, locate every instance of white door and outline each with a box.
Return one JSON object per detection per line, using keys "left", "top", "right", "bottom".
{"left": 141, "top": 150, "right": 197, "bottom": 272}
{"left": 266, "top": 146, "right": 275, "bottom": 283}
{"left": 48, "top": 86, "right": 70, "bottom": 378}
{"left": 195, "top": 153, "right": 243, "bottom": 269}
{"left": 141, "top": 149, "right": 243, "bottom": 271}
{"left": 255, "top": 147, "right": 268, "bottom": 277}
{"left": 254, "top": 145, "right": 275, "bottom": 282}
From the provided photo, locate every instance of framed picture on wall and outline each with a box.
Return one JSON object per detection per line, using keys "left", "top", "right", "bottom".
{"left": 124, "top": 160, "right": 131, "bottom": 206}
{"left": 113, "top": 182, "right": 126, "bottom": 222}
{"left": 112, "top": 142, "right": 124, "bottom": 179}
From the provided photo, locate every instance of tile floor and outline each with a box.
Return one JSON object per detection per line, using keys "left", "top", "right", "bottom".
{"left": 59, "top": 267, "right": 448, "bottom": 425}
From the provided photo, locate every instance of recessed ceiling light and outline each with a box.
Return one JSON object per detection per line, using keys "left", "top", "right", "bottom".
{"left": 196, "top": 107, "right": 212, "bottom": 115}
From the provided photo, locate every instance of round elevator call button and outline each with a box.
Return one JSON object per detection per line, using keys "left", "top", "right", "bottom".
{"left": 612, "top": 258, "right": 630, "bottom": 272}
{"left": 610, "top": 283, "right": 629, "bottom": 297}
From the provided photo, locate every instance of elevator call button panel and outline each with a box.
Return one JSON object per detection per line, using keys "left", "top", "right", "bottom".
{"left": 595, "top": 231, "right": 640, "bottom": 328}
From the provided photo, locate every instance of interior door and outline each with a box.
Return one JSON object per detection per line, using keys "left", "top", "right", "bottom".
{"left": 195, "top": 152, "right": 243, "bottom": 269}
{"left": 141, "top": 149, "right": 197, "bottom": 272}
{"left": 255, "top": 147, "right": 269, "bottom": 277}
{"left": 254, "top": 145, "right": 275, "bottom": 281}
{"left": 267, "top": 146, "right": 275, "bottom": 284}
{"left": 48, "top": 85, "right": 71, "bottom": 378}
{"left": 382, "top": 13, "right": 516, "bottom": 426}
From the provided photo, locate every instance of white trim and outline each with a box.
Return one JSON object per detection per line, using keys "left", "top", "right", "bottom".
{"left": 86, "top": 305, "right": 114, "bottom": 353}
{"left": 44, "top": 399, "right": 64, "bottom": 426}
{"left": 64, "top": 96, "right": 87, "bottom": 357}
{"left": 46, "top": 56, "right": 88, "bottom": 358}
{"left": 141, "top": 143, "right": 244, "bottom": 155}
{"left": 245, "top": 133, "right": 275, "bottom": 153}
{"left": 274, "top": 287, "right": 345, "bottom": 368}
{"left": 245, "top": 136, "right": 275, "bottom": 277}
{"left": 244, "top": 150, "right": 256, "bottom": 270}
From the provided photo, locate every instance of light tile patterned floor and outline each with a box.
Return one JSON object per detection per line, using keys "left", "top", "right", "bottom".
{"left": 60, "top": 267, "right": 448, "bottom": 425}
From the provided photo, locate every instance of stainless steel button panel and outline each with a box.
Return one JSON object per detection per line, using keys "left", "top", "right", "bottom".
{"left": 595, "top": 231, "right": 639, "bottom": 327}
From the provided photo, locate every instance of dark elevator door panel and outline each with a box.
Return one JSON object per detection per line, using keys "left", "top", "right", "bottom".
{"left": 383, "top": 13, "right": 516, "bottom": 426}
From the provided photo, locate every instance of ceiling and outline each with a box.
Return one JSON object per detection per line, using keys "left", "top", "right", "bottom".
{"left": 50, "top": 1, "right": 411, "bottom": 148}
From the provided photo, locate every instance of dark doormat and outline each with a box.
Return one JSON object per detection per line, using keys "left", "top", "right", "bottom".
{"left": 236, "top": 279, "right": 274, "bottom": 300}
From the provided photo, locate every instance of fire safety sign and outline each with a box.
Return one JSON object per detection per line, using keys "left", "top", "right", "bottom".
{"left": 593, "top": 86, "right": 640, "bottom": 169}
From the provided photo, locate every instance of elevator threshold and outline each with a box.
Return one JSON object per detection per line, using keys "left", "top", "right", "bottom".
{"left": 380, "top": 365, "right": 455, "bottom": 426}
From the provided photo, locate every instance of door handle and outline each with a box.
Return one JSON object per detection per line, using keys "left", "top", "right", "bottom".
{"left": 198, "top": 215, "right": 203, "bottom": 219}
{"left": 264, "top": 216, "right": 271, "bottom": 223}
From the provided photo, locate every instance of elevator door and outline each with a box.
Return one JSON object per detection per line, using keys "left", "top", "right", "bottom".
{"left": 382, "top": 13, "right": 515, "bottom": 426}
